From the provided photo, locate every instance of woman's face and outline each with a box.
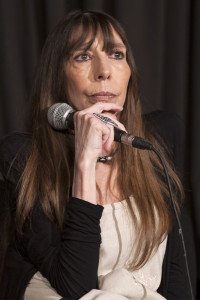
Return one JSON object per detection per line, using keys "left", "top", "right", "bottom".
{"left": 65, "top": 28, "right": 131, "bottom": 111}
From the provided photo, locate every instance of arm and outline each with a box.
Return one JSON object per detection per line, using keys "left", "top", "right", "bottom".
{"left": 24, "top": 102, "right": 122, "bottom": 298}
{"left": 71, "top": 102, "right": 123, "bottom": 204}
{"left": 0, "top": 103, "right": 124, "bottom": 299}
{"left": 0, "top": 133, "right": 103, "bottom": 299}
{"left": 22, "top": 197, "right": 103, "bottom": 299}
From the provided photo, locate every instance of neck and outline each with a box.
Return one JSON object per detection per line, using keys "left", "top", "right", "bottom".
{"left": 95, "top": 163, "right": 123, "bottom": 205}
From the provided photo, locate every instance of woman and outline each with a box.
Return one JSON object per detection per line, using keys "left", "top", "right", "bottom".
{"left": 0, "top": 10, "right": 192, "bottom": 300}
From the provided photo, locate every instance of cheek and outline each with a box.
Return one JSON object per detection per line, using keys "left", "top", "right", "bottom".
{"left": 125, "top": 65, "right": 131, "bottom": 82}
{"left": 65, "top": 65, "right": 84, "bottom": 96}
{"left": 66, "top": 76, "right": 89, "bottom": 110}
{"left": 68, "top": 77, "right": 78, "bottom": 92}
{"left": 67, "top": 77, "right": 84, "bottom": 101}
{"left": 122, "top": 67, "right": 131, "bottom": 93}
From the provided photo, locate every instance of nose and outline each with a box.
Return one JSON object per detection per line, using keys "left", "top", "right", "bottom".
{"left": 94, "top": 57, "right": 111, "bottom": 81}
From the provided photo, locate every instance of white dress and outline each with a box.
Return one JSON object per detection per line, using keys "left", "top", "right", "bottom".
{"left": 25, "top": 197, "right": 167, "bottom": 300}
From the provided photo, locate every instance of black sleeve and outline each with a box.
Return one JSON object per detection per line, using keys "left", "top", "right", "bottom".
{"left": 22, "top": 198, "right": 103, "bottom": 300}
{"left": 0, "top": 133, "right": 104, "bottom": 300}
{"left": 158, "top": 216, "right": 192, "bottom": 299}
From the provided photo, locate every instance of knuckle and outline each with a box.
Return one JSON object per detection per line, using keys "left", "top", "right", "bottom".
{"left": 76, "top": 111, "right": 84, "bottom": 118}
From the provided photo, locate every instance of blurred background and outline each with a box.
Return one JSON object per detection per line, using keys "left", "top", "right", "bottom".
{"left": 0, "top": 0, "right": 199, "bottom": 297}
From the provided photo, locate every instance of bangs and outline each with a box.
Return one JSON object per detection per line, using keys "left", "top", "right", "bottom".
{"left": 66, "top": 12, "right": 120, "bottom": 56}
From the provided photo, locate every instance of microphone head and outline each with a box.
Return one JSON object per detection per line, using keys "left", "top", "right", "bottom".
{"left": 47, "top": 102, "right": 74, "bottom": 130}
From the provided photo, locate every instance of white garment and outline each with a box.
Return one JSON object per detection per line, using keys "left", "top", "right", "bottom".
{"left": 80, "top": 269, "right": 166, "bottom": 300}
{"left": 24, "top": 271, "right": 61, "bottom": 300}
{"left": 25, "top": 197, "right": 167, "bottom": 300}
{"left": 80, "top": 197, "right": 167, "bottom": 300}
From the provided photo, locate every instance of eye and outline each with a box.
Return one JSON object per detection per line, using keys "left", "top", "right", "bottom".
{"left": 74, "top": 53, "right": 91, "bottom": 62}
{"left": 110, "top": 51, "right": 125, "bottom": 60}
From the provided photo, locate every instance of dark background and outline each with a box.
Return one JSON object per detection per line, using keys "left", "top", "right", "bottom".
{"left": 0, "top": 0, "right": 199, "bottom": 297}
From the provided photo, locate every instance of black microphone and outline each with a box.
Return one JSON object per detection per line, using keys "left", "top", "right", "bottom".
{"left": 47, "top": 103, "right": 153, "bottom": 150}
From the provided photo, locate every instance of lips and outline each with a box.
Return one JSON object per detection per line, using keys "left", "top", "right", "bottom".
{"left": 90, "top": 91, "right": 117, "bottom": 101}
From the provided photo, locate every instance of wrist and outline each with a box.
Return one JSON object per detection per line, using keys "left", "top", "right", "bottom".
{"left": 74, "top": 154, "right": 97, "bottom": 171}
{"left": 72, "top": 161, "right": 97, "bottom": 204}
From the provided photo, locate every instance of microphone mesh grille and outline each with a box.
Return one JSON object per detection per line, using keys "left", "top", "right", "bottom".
{"left": 47, "top": 103, "right": 73, "bottom": 130}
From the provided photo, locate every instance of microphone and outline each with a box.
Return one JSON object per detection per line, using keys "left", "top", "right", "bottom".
{"left": 47, "top": 102, "right": 153, "bottom": 150}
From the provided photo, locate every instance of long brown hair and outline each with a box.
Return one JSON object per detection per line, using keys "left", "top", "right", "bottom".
{"left": 16, "top": 10, "right": 184, "bottom": 270}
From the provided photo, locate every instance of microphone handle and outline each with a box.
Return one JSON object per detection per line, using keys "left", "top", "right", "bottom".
{"left": 114, "top": 128, "right": 153, "bottom": 150}
{"left": 66, "top": 112, "right": 75, "bottom": 130}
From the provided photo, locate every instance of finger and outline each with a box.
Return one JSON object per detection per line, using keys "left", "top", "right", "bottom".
{"left": 73, "top": 110, "right": 120, "bottom": 155}
{"left": 80, "top": 102, "right": 123, "bottom": 115}
{"left": 108, "top": 118, "right": 127, "bottom": 132}
{"left": 74, "top": 111, "right": 113, "bottom": 144}
{"left": 102, "top": 124, "right": 115, "bottom": 152}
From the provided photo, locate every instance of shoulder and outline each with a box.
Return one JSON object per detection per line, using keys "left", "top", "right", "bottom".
{"left": 0, "top": 132, "right": 31, "bottom": 183}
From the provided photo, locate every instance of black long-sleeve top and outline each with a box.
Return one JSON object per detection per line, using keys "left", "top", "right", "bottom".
{"left": 0, "top": 111, "right": 196, "bottom": 300}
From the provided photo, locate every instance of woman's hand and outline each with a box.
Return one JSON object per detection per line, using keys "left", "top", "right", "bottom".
{"left": 72, "top": 102, "right": 125, "bottom": 204}
{"left": 73, "top": 102, "right": 124, "bottom": 163}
